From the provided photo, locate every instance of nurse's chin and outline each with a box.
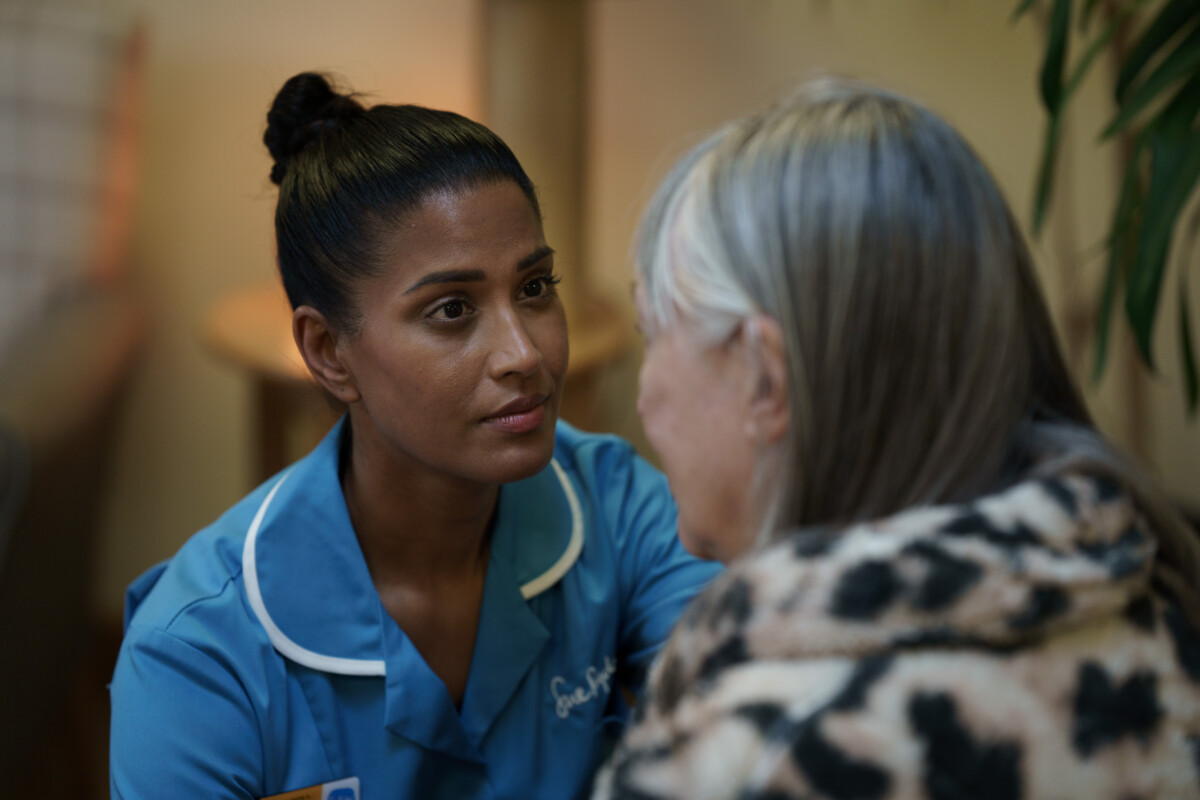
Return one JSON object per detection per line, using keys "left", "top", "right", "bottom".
{"left": 478, "top": 430, "right": 559, "bottom": 486}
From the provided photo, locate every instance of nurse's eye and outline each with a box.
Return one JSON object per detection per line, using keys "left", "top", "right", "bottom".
{"left": 520, "top": 273, "right": 562, "bottom": 300}
{"left": 430, "top": 298, "right": 472, "bottom": 321}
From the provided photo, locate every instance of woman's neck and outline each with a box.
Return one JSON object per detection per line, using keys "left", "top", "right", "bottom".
{"left": 340, "top": 429, "right": 497, "bottom": 589}
{"left": 339, "top": 421, "right": 497, "bottom": 708}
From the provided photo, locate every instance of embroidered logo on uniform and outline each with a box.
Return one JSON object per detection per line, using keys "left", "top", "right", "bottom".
{"left": 551, "top": 655, "right": 618, "bottom": 719}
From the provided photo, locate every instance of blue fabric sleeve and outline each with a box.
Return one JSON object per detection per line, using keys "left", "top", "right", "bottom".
{"left": 109, "top": 625, "right": 264, "bottom": 799}
{"left": 601, "top": 445, "right": 722, "bottom": 692}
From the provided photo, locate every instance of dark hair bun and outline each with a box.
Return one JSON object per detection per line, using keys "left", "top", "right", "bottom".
{"left": 264, "top": 72, "right": 365, "bottom": 185}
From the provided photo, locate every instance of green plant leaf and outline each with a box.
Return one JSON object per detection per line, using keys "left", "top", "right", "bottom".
{"left": 1153, "top": 67, "right": 1200, "bottom": 136}
{"left": 1079, "top": 0, "right": 1099, "bottom": 31}
{"left": 1094, "top": 134, "right": 1149, "bottom": 382}
{"left": 1064, "top": 2, "right": 1153, "bottom": 102}
{"left": 1013, "top": 0, "right": 1040, "bottom": 23}
{"left": 1183, "top": 189, "right": 1200, "bottom": 256}
{"left": 1178, "top": 201, "right": 1200, "bottom": 414}
{"left": 1079, "top": 0, "right": 1109, "bottom": 31}
{"left": 1032, "top": 115, "right": 1062, "bottom": 236}
{"left": 1180, "top": 279, "right": 1199, "bottom": 415}
{"left": 1029, "top": 0, "right": 1071, "bottom": 232}
{"left": 1066, "top": 7, "right": 1123, "bottom": 95}
{"left": 1033, "top": 3, "right": 1143, "bottom": 235}
{"left": 1124, "top": 128, "right": 1200, "bottom": 366}
{"left": 1116, "top": 0, "right": 1200, "bottom": 101}
{"left": 1080, "top": 0, "right": 1155, "bottom": 33}
{"left": 1041, "top": 0, "right": 1073, "bottom": 112}
{"left": 1103, "top": 23, "right": 1200, "bottom": 138}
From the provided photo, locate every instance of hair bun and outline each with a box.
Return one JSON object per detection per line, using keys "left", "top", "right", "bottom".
{"left": 264, "top": 72, "right": 365, "bottom": 185}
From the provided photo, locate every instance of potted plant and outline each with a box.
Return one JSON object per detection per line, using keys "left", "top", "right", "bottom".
{"left": 1015, "top": 0, "right": 1200, "bottom": 414}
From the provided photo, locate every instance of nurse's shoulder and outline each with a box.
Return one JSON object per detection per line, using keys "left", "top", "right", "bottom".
{"left": 122, "top": 475, "right": 281, "bottom": 640}
{"left": 110, "top": 475, "right": 296, "bottom": 799}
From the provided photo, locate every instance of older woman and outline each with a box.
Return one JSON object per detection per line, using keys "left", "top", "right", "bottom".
{"left": 595, "top": 79, "right": 1200, "bottom": 799}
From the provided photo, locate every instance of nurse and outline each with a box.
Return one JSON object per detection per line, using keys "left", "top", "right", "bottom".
{"left": 109, "top": 72, "right": 720, "bottom": 800}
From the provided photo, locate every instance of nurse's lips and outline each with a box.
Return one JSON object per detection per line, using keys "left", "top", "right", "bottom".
{"left": 481, "top": 393, "right": 549, "bottom": 434}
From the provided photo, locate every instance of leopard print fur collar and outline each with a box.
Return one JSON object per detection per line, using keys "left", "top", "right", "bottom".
{"left": 654, "top": 474, "right": 1154, "bottom": 708}
{"left": 595, "top": 474, "right": 1200, "bottom": 800}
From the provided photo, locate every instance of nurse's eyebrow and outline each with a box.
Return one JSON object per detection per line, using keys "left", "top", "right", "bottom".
{"left": 403, "top": 269, "right": 486, "bottom": 294}
{"left": 516, "top": 245, "right": 555, "bottom": 272}
{"left": 403, "top": 246, "right": 556, "bottom": 295}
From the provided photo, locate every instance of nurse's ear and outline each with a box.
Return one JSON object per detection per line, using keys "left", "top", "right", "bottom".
{"left": 294, "top": 305, "right": 361, "bottom": 404}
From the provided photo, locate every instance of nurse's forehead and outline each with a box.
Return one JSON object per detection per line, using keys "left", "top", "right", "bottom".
{"left": 401, "top": 245, "right": 555, "bottom": 295}
{"left": 410, "top": 182, "right": 537, "bottom": 227}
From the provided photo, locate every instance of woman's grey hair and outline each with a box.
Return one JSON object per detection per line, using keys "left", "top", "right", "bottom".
{"left": 636, "top": 76, "right": 1200, "bottom": 608}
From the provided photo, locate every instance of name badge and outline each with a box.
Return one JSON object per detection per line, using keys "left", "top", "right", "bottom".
{"left": 261, "top": 776, "right": 360, "bottom": 800}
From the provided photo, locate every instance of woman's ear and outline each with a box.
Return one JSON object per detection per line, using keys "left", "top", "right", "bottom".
{"left": 741, "top": 315, "right": 789, "bottom": 445}
{"left": 294, "top": 306, "right": 360, "bottom": 404}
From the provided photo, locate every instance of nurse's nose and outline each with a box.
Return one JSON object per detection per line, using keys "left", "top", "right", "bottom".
{"left": 489, "top": 309, "right": 542, "bottom": 378}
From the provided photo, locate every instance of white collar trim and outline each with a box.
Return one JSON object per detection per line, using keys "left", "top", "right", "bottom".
{"left": 242, "top": 470, "right": 387, "bottom": 676}
{"left": 519, "top": 458, "right": 584, "bottom": 599}
{"left": 242, "top": 458, "right": 584, "bottom": 676}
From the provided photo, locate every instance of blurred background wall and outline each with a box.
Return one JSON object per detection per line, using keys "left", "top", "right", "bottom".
{"left": 4, "top": 0, "right": 1200, "bottom": 795}
{"left": 79, "top": 0, "right": 1200, "bottom": 620}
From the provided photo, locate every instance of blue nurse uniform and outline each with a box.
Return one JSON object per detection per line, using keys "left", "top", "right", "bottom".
{"left": 109, "top": 419, "right": 720, "bottom": 800}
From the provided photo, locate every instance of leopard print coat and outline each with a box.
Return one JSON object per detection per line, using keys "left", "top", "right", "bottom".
{"left": 593, "top": 474, "right": 1200, "bottom": 800}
